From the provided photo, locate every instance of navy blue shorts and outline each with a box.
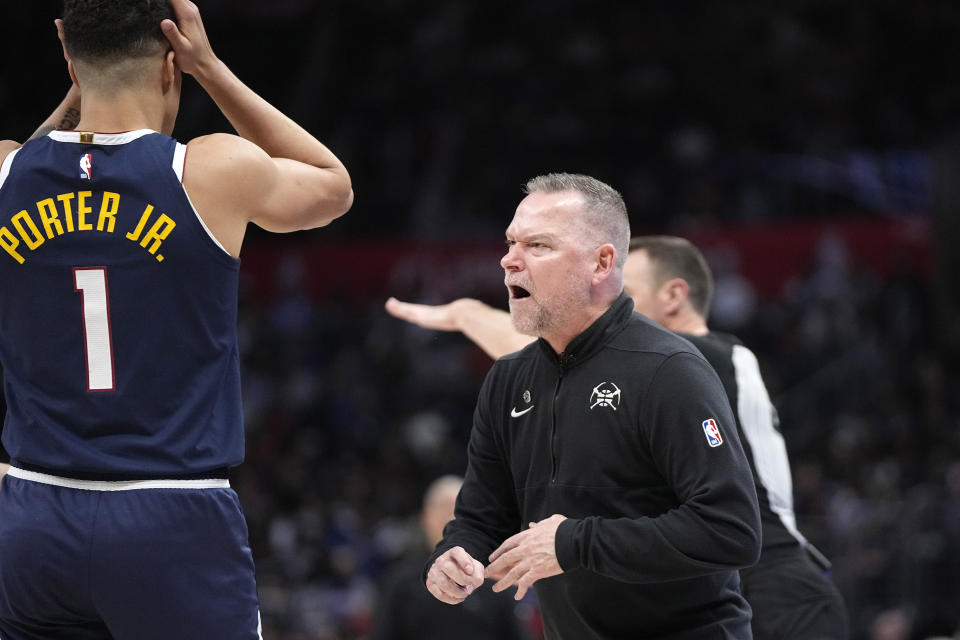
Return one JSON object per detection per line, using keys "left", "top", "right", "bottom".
{"left": 0, "top": 468, "right": 262, "bottom": 640}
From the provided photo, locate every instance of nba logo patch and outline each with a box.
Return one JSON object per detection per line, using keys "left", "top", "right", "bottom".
{"left": 80, "top": 153, "right": 92, "bottom": 180}
{"left": 702, "top": 418, "right": 723, "bottom": 447}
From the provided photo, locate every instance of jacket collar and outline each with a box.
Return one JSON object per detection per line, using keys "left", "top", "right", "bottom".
{"left": 537, "top": 292, "right": 634, "bottom": 372}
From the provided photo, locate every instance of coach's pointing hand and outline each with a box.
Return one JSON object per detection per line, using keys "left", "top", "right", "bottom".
{"left": 486, "top": 514, "right": 566, "bottom": 600}
{"left": 425, "top": 546, "right": 485, "bottom": 604}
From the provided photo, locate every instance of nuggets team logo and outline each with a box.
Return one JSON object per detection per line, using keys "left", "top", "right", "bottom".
{"left": 79, "top": 153, "right": 92, "bottom": 180}
{"left": 589, "top": 382, "right": 621, "bottom": 410}
{"left": 702, "top": 418, "right": 723, "bottom": 447}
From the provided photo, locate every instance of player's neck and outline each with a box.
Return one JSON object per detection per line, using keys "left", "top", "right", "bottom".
{"left": 75, "top": 90, "right": 165, "bottom": 134}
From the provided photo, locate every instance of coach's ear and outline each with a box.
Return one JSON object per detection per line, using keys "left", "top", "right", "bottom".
{"left": 592, "top": 243, "right": 616, "bottom": 284}
{"left": 659, "top": 277, "right": 689, "bottom": 317}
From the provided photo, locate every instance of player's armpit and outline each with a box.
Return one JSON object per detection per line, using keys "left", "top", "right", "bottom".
{"left": 0, "top": 140, "right": 21, "bottom": 168}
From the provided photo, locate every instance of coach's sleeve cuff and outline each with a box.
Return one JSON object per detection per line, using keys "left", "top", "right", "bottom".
{"left": 555, "top": 518, "right": 581, "bottom": 571}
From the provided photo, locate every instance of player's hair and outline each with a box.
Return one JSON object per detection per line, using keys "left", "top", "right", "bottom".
{"left": 629, "top": 236, "right": 715, "bottom": 318}
{"left": 524, "top": 173, "right": 631, "bottom": 268}
{"left": 61, "top": 0, "right": 173, "bottom": 62}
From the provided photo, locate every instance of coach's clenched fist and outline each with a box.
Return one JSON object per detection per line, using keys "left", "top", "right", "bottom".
{"left": 425, "top": 546, "right": 486, "bottom": 604}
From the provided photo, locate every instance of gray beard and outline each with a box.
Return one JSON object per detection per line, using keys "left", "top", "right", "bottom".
{"left": 510, "top": 280, "right": 591, "bottom": 339}
{"left": 511, "top": 301, "right": 560, "bottom": 337}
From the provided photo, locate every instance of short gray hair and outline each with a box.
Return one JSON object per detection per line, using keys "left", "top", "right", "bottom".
{"left": 524, "top": 173, "right": 630, "bottom": 267}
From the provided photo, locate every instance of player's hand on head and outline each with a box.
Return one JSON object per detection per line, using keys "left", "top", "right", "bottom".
{"left": 160, "top": 0, "right": 217, "bottom": 76}
{"left": 425, "top": 546, "right": 485, "bottom": 605}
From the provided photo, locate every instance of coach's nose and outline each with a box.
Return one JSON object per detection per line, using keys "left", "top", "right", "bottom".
{"left": 501, "top": 243, "right": 523, "bottom": 273}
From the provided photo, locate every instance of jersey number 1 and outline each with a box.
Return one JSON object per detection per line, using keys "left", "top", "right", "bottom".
{"left": 74, "top": 267, "right": 115, "bottom": 391}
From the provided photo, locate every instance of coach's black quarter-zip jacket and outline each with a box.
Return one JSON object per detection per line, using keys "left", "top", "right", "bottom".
{"left": 427, "top": 293, "right": 762, "bottom": 640}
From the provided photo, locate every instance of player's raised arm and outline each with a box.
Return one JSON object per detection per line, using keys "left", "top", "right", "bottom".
{"left": 27, "top": 83, "right": 82, "bottom": 142}
{"left": 162, "top": 0, "right": 352, "bottom": 243}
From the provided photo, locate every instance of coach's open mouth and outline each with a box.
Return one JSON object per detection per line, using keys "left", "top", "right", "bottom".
{"left": 509, "top": 286, "right": 531, "bottom": 299}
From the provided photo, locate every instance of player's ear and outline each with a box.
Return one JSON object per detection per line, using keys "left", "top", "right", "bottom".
{"left": 66, "top": 59, "right": 79, "bottom": 88}
{"left": 55, "top": 19, "right": 79, "bottom": 86}
{"left": 161, "top": 49, "right": 178, "bottom": 94}
{"left": 55, "top": 19, "right": 70, "bottom": 61}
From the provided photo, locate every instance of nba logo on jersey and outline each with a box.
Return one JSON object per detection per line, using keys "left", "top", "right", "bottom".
{"left": 702, "top": 418, "right": 723, "bottom": 447}
{"left": 80, "top": 153, "right": 92, "bottom": 180}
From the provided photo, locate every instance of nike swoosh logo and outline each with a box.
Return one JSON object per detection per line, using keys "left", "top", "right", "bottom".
{"left": 510, "top": 405, "right": 534, "bottom": 418}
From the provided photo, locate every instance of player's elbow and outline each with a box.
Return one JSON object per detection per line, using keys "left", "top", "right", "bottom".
{"left": 285, "top": 175, "right": 353, "bottom": 231}
{"left": 310, "top": 172, "right": 354, "bottom": 228}
{"left": 336, "top": 183, "right": 355, "bottom": 218}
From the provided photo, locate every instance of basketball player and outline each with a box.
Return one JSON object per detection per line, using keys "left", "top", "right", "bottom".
{"left": 0, "top": 0, "right": 352, "bottom": 638}
{"left": 386, "top": 236, "right": 849, "bottom": 639}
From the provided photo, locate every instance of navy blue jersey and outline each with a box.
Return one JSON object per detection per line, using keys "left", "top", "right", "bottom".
{"left": 0, "top": 130, "right": 243, "bottom": 476}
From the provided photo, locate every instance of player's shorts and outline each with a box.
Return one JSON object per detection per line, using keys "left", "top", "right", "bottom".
{"left": 741, "top": 544, "right": 849, "bottom": 640}
{"left": 0, "top": 466, "right": 262, "bottom": 640}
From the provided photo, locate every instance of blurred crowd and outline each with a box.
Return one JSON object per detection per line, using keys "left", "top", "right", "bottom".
{"left": 6, "top": 2, "right": 947, "bottom": 237}
{"left": 194, "top": 0, "right": 945, "bottom": 238}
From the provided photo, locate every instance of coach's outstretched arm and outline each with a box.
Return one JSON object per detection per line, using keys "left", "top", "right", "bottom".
{"left": 161, "top": 0, "right": 352, "bottom": 243}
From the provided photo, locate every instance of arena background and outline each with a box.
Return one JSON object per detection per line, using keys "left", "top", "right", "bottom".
{"left": 2, "top": 2, "right": 960, "bottom": 639}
